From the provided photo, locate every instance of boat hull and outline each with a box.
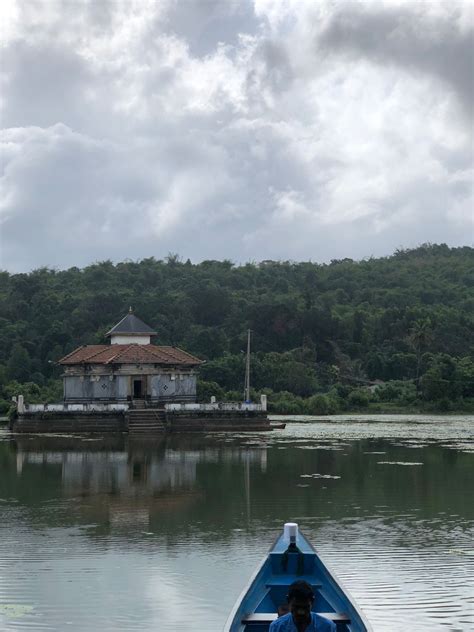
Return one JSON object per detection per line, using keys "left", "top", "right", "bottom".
{"left": 224, "top": 526, "right": 372, "bottom": 632}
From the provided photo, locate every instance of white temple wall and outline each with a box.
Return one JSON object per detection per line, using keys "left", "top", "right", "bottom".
{"left": 110, "top": 334, "right": 151, "bottom": 345}
{"left": 64, "top": 371, "right": 196, "bottom": 402}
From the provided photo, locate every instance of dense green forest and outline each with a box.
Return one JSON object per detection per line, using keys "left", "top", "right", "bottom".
{"left": 1, "top": 243, "right": 473, "bottom": 414}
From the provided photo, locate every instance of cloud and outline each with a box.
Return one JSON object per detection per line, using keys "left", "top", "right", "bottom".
{"left": 0, "top": 0, "right": 472, "bottom": 272}
{"left": 317, "top": 1, "right": 474, "bottom": 118}
{"left": 163, "top": 0, "right": 258, "bottom": 58}
{"left": 1, "top": 41, "right": 93, "bottom": 129}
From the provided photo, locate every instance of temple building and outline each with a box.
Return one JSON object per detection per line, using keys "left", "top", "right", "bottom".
{"left": 58, "top": 310, "right": 203, "bottom": 405}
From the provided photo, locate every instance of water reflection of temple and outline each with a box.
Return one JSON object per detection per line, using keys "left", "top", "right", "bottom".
{"left": 15, "top": 447, "right": 199, "bottom": 493}
{"left": 12, "top": 437, "right": 268, "bottom": 531}
{"left": 14, "top": 441, "right": 268, "bottom": 489}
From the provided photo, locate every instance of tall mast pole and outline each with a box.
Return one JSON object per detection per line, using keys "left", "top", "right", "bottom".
{"left": 244, "top": 329, "right": 251, "bottom": 402}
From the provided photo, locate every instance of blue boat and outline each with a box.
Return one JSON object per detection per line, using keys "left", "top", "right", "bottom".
{"left": 224, "top": 523, "right": 372, "bottom": 632}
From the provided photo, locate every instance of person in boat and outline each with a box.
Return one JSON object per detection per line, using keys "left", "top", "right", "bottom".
{"left": 270, "top": 580, "right": 336, "bottom": 632}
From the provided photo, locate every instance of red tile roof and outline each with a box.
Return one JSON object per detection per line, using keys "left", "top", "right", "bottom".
{"left": 58, "top": 345, "right": 203, "bottom": 366}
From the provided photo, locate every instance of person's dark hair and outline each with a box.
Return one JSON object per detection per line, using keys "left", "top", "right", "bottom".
{"left": 287, "top": 580, "right": 314, "bottom": 602}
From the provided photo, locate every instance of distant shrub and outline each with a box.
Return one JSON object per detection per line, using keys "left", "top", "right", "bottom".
{"left": 306, "top": 394, "right": 338, "bottom": 415}
{"left": 333, "top": 383, "right": 352, "bottom": 399}
{"left": 269, "top": 391, "right": 306, "bottom": 414}
{"left": 224, "top": 390, "right": 242, "bottom": 401}
{"left": 377, "top": 380, "right": 418, "bottom": 405}
{"left": 275, "top": 400, "right": 303, "bottom": 415}
{"left": 347, "top": 389, "right": 370, "bottom": 408}
{"left": 197, "top": 380, "right": 226, "bottom": 402}
{"left": 435, "top": 397, "right": 452, "bottom": 412}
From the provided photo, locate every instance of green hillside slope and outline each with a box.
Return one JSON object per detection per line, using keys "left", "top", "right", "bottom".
{"left": 1, "top": 243, "right": 473, "bottom": 414}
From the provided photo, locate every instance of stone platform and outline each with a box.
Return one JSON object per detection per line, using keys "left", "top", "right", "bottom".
{"left": 11, "top": 407, "right": 274, "bottom": 434}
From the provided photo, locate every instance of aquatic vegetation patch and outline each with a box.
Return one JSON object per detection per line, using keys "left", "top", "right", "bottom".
{"left": 449, "top": 549, "right": 474, "bottom": 556}
{"left": 377, "top": 461, "right": 424, "bottom": 466}
{"left": 0, "top": 604, "right": 34, "bottom": 619}
{"left": 300, "top": 473, "right": 341, "bottom": 479}
{"left": 296, "top": 444, "right": 344, "bottom": 450}
{"left": 441, "top": 442, "right": 474, "bottom": 453}
{"left": 404, "top": 444, "right": 429, "bottom": 448}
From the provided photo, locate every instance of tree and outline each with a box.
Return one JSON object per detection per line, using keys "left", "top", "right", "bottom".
{"left": 420, "top": 354, "right": 462, "bottom": 402}
{"left": 408, "top": 319, "right": 434, "bottom": 384}
{"left": 197, "top": 380, "right": 225, "bottom": 402}
{"left": 456, "top": 357, "right": 474, "bottom": 398}
{"left": 7, "top": 344, "right": 31, "bottom": 382}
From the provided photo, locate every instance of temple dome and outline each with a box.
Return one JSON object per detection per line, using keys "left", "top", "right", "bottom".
{"left": 105, "top": 310, "right": 157, "bottom": 345}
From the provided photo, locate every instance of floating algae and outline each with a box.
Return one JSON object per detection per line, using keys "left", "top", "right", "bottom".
{"left": 377, "top": 461, "right": 423, "bottom": 466}
{"left": 300, "top": 473, "right": 341, "bottom": 479}
{"left": 0, "top": 604, "right": 34, "bottom": 619}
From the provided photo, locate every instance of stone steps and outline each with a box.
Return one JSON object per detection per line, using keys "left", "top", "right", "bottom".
{"left": 127, "top": 409, "right": 166, "bottom": 434}
{"left": 131, "top": 399, "right": 147, "bottom": 409}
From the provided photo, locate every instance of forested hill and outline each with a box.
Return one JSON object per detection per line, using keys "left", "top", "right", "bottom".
{"left": 1, "top": 243, "right": 473, "bottom": 413}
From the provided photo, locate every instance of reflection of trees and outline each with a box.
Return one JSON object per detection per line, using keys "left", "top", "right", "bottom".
{"left": 1, "top": 435, "right": 472, "bottom": 544}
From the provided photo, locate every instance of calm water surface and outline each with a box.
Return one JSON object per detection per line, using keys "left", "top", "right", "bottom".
{"left": 0, "top": 415, "right": 473, "bottom": 631}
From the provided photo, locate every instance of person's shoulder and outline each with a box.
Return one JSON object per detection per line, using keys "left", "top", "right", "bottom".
{"left": 312, "top": 613, "right": 337, "bottom": 631}
{"left": 269, "top": 612, "right": 292, "bottom": 631}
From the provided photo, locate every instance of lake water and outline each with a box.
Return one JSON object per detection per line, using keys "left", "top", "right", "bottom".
{"left": 0, "top": 415, "right": 473, "bottom": 631}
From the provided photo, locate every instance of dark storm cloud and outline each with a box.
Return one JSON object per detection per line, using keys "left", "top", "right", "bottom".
{"left": 318, "top": 4, "right": 474, "bottom": 118}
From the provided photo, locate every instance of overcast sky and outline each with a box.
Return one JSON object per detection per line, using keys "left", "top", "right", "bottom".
{"left": 1, "top": 0, "right": 473, "bottom": 272}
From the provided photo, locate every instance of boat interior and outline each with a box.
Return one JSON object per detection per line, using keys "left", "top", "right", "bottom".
{"left": 239, "top": 550, "right": 353, "bottom": 631}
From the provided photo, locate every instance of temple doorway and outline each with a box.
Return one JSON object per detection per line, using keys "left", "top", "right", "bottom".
{"left": 133, "top": 378, "right": 144, "bottom": 399}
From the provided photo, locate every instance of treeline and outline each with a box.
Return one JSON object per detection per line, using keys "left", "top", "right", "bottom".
{"left": 1, "top": 243, "right": 473, "bottom": 414}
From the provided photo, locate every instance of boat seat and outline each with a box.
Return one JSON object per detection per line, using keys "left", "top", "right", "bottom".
{"left": 265, "top": 578, "right": 322, "bottom": 587}
{"left": 242, "top": 612, "right": 351, "bottom": 625}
